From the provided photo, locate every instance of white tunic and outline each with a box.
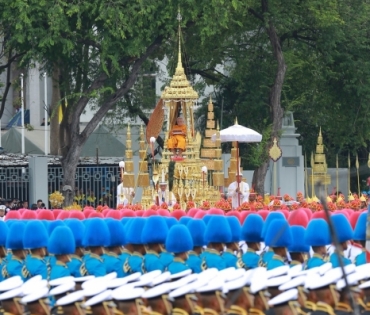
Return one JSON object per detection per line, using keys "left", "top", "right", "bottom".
{"left": 228, "top": 181, "right": 250, "bottom": 209}
{"left": 154, "top": 190, "right": 177, "bottom": 206}
{"left": 116, "top": 183, "right": 134, "bottom": 207}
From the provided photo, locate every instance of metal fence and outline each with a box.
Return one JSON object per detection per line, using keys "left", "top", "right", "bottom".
{"left": 0, "top": 167, "right": 29, "bottom": 202}
{"left": 0, "top": 165, "right": 120, "bottom": 208}
{"left": 47, "top": 165, "right": 119, "bottom": 208}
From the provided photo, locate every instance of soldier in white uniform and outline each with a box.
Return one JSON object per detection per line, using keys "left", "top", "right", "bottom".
{"left": 155, "top": 181, "right": 177, "bottom": 206}
{"left": 228, "top": 172, "right": 249, "bottom": 209}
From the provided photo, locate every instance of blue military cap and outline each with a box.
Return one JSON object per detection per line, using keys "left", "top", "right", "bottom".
{"left": 106, "top": 219, "right": 126, "bottom": 246}
{"left": 304, "top": 219, "right": 331, "bottom": 246}
{"left": 82, "top": 218, "right": 110, "bottom": 247}
{"left": 203, "top": 215, "right": 213, "bottom": 225}
{"left": 126, "top": 218, "right": 146, "bottom": 244}
{"left": 48, "top": 226, "right": 76, "bottom": 255}
{"left": 142, "top": 216, "right": 168, "bottom": 244}
{"left": 241, "top": 214, "right": 264, "bottom": 243}
{"left": 64, "top": 219, "right": 85, "bottom": 247}
{"left": 332, "top": 214, "right": 353, "bottom": 243}
{"left": 120, "top": 218, "right": 132, "bottom": 226}
{"left": 6, "top": 221, "right": 25, "bottom": 250}
{"left": 265, "top": 219, "right": 292, "bottom": 248}
{"left": 0, "top": 221, "right": 8, "bottom": 246}
{"left": 165, "top": 217, "right": 178, "bottom": 229}
{"left": 23, "top": 221, "right": 48, "bottom": 249}
{"left": 226, "top": 216, "right": 241, "bottom": 243}
{"left": 165, "top": 225, "right": 193, "bottom": 253}
{"left": 47, "top": 220, "right": 65, "bottom": 235}
{"left": 187, "top": 219, "right": 206, "bottom": 247}
{"left": 288, "top": 226, "right": 309, "bottom": 253}
{"left": 204, "top": 216, "right": 232, "bottom": 244}
{"left": 261, "top": 212, "right": 286, "bottom": 239}
{"left": 353, "top": 212, "right": 366, "bottom": 241}
{"left": 179, "top": 217, "right": 191, "bottom": 225}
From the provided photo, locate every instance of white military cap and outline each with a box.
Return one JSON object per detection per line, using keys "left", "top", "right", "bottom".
{"left": 169, "top": 274, "right": 198, "bottom": 290}
{"left": 84, "top": 290, "right": 114, "bottom": 307}
{"left": 112, "top": 287, "right": 145, "bottom": 301}
{"left": 23, "top": 279, "right": 48, "bottom": 296}
{"left": 56, "top": 290, "right": 85, "bottom": 306}
{"left": 198, "top": 268, "right": 219, "bottom": 281}
{"left": 288, "top": 264, "right": 303, "bottom": 278}
{"left": 196, "top": 278, "right": 224, "bottom": 293}
{"left": 169, "top": 283, "right": 197, "bottom": 299}
{"left": 49, "top": 282, "right": 76, "bottom": 296}
{"left": 224, "top": 269, "right": 247, "bottom": 283}
{"left": 308, "top": 272, "right": 342, "bottom": 290}
{"left": 268, "top": 289, "right": 298, "bottom": 307}
{"left": 318, "top": 263, "right": 333, "bottom": 275}
{"left": 359, "top": 280, "right": 370, "bottom": 290}
{"left": 49, "top": 276, "right": 75, "bottom": 287}
{"left": 139, "top": 270, "right": 162, "bottom": 282}
{"left": 250, "top": 276, "right": 268, "bottom": 294}
{"left": 304, "top": 273, "right": 320, "bottom": 290}
{"left": 82, "top": 281, "right": 108, "bottom": 297}
{"left": 355, "top": 264, "right": 370, "bottom": 280}
{"left": 150, "top": 271, "right": 171, "bottom": 287}
{"left": 170, "top": 269, "right": 192, "bottom": 280}
{"left": 124, "top": 272, "right": 141, "bottom": 283}
{"left": 21, "top": 287, "right": 49, "bottom": 304}
{"left": 0, "top": 276, "right": 23, "bottom": 292}
{"left": 336, "top": 273, "right": 360, "bottom": 291}
{"left": 267, "top": 275, "right": 291, "bottom": 288}
{"left": 81, "top": 277, "right": 107, "bottom": 291}
{"left": 24, "top": 275, "right": 42, "bottom": 286}
{"left": 266, "top": 265, "right": 290, "bottom": 279}
{"left": 0, "top": 287, "right": 23, "bottom": 300}
{"left": 224, "top": 273, "right": 250, "bottom": 292}
{"left": 107, "top": 278, "right": 130, "bottom": 289}
{"left": 74, "top": 276, "right": 95, "bottom": 283}
{"left": 324, "top": 264, "right": 355, "bottom": 281}
{"left": 0, "top": 205, "right": 6, "bottom": 210}
{"left": 103, "top": 272, "right": 117, "bottom": 281}
{"left": 218, "top": 267, "right": 236, "bottom": 279}
{"left": 142, "top": 283, "right": 173, "bottom": 300}
{"left": 279, "top": 276, "right": 306, "bottom": 291}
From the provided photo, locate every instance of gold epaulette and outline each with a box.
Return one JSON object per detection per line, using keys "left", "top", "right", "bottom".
{"left": 194, "top": 306, "right": 205, "bottom": 315}
{"left": 172, "top": 308, "right": 189, "bottom": 315}
{"left": 141, "top": 306, "right": 151, "bottom": 315}
{"left": 366, "top": 303, "right": 370, "bottom": 311}
{"left": 227, "top": 305, "right": 247, "bottom": 315}
{"left": 316, "top": 302, "right": 336, "bottom": 315}
{"left": 249, "top": 308, "right": 265, "bottom": 315}
{"left": 335, "top": 302, "right": 352, "bottom": 312}
{"left": 203, "top": 308, "right": 219, "bottom": 315}
{"left": 304, "top": 301, "right": 317, "bottom": 311}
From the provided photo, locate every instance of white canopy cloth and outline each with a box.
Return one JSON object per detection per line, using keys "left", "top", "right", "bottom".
{"left": 211, "top": 123, "right": 262, "bottom": 143}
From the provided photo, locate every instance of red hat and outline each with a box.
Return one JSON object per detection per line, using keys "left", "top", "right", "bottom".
{"left": 194, "top": 210, "right": 207, "bottom": 219}
{"left": 5, "top": 211, "right": 20, "bottom": 221}
{"left": 312, "top": 211, "right": 329, "bottom": 222}
{"left": 106, "top": 210, "right": 121, "bottom": 220}
{"left": 225, "top": 211, "right": 242, "bottom": 223}
{"left": 299, "top": 208, "right": 312, "bottom": 220}
{"left": 142, "top": 209, "right": 157, "bottom": 217}
{"left": 21, "top": 210, "right": 37, "bottom": 220}
{"left": 57, "top": 211, "right": 70, "bottom": 220}
{"left": 170, "top": 210, "right": 186, "bottom": 220}
{"left": 88, "top": 212, "right": 104, "bottom": 218}
{"left": 207, "top": 208, "right": 224, "bottom": 215}
{"left": 256, "top": 210, "right": 269, "bottom": 221}
{"left": 334, "top": 210, "right": 350, "bottom": 220}
{"left": 83, "top": 209, "right": 95, "bottom": 217}
{"left": 52, "top": 209, "right": 63, "bottom": 219}
{"left": 277, "top": 210, "right": 289, "bottom": 220}
{"left": 240, "top": 211, "right": 253, "bottom": 224}
{"left": 135, "top": 210, "right": 144, "bottom": 217}
{"left": 187, "top": 208, "right": 199, "bottom": 218}
{"left": 69, "top": 211, "right": 85, "bottom": 220}
{"left": 102, "top": 209, "right": 110, "bottom": 217}
{"left": 288, "top": 209, "right": 308, "bottom": 227}
{"left": 343, "top": 208, "right": 354, "bottom": 217}
{"left": 157, "top": 209, "right": 170, "bottom": 217}
{"left": 349, "top": 211, "right": 362, "bottom": 229}
{"left": 37, "top": 210, "right": 54, "bottom": 221}
{"left": 121, "top": 209, "right": 136, "bottom": 217}
{"left": 18, "top": 208, "right": 27, "bottom": 215}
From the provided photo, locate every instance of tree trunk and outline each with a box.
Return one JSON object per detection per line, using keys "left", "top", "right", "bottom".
{"left": 50, "top": 67, "right": 60, "bottom": 155}
{"left": 252, "top": 160, "right": 269, "bottom": 194}
{"left": 252, "top": 0, "right": 287, "bottom": 195}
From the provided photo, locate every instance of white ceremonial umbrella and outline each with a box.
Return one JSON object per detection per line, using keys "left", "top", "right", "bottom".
{"left": 212, "top": 118, "right": 262, "bottom": 206}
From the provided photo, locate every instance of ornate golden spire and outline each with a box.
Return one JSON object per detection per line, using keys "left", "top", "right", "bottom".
{"left": 161, "top": 11, "right": 198, "bottom": 100}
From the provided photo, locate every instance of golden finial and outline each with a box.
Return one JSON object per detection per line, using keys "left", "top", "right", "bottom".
{"left": 235, "top": 117, "right": 238, "bottom": 125}
{"left": 317, "top": 127, "right": 323, "bottom": 145}
{"left": 177, "top": 9, "right": 183, "bottom": 70}
{"left": 216, "top": 120, "right": 220, "bottom": 131}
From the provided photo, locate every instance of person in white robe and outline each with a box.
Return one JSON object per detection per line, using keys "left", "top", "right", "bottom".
{"left": 154, "top": 181, "right": 177, "bottom": 206}
{"left": 228, "top": 173, "right": 249, "bottom": 209}
{"left": 116, "top": 181, "right": 135, "bottom": 207}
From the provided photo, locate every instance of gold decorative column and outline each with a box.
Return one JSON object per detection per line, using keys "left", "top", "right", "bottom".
{"left": 136, "top": 125, "right": 151, "bottom": 208}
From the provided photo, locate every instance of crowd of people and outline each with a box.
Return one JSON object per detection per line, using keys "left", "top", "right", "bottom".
{"left": 0, "top": 205, "right": 367, "bottom": 314}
